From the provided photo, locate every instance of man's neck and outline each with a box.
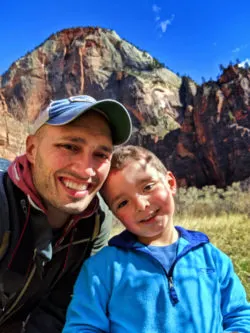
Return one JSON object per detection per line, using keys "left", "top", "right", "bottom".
{"left": 46, "top": 206, "right": 71, "bottom": 229}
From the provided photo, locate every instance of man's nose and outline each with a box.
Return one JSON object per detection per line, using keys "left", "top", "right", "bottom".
{"left": 71, "top": 154, "right": 96, "bottom": 178}
{"left": 134, "top": 194, "right": 149, "bottom": 211}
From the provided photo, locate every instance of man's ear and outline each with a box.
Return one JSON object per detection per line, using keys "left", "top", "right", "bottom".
{"left": 166, "top": 171, "right": 177, "bottom": 195}
{"left": 26, "top": 135, "right": 37, "bottom": 164}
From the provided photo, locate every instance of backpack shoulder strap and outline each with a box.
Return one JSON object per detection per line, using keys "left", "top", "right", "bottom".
{"left": 0, "top": 171, "right": 10, "bottom": 261}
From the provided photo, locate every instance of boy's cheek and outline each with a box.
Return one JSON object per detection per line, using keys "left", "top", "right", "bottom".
{"left": 117, "top": 213, "right": 134, "bottom": 226}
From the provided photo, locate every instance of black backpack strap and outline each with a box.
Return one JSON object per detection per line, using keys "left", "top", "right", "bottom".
{"left": 0, "top": 161, "right": 11, "bottom": 261}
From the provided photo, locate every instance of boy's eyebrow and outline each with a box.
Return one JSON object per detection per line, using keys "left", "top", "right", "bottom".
{"left": 60, "top": 136, "right": 113, "bottom": 153}
{"left": 137, "top": 176, "right": 153, "bottom": 184}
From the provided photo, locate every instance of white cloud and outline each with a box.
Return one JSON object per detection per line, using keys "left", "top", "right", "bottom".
{"left": 152, "top": 5, "right": 174, "bottom": 36}
{"left": 238, "top": 58, "right": 250, "bottom": 68}
{"left": 152, "top": 4, "right": 161, "bottom": 13}
{"left": 232, "top": 47, "right": 240, "bottom": 53}
{"left": 159, "top": 14, "right": 175, "bottom": 33}
{"left": 232, "top": 44, "right": 248, "bottom": 53}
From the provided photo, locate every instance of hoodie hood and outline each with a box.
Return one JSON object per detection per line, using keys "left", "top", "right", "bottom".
{"left": 8, "top": 154, "right": 47, "bottom": 212}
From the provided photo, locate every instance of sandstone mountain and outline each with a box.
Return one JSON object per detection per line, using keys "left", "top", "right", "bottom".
{"left": 0, "top": 27, "right": 250, "bottom": 187}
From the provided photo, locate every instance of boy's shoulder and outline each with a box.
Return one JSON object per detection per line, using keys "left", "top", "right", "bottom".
{"left": 176, "top": 226, "right": 227, "bottom": 253}
{"left": 176, "top": 226, "right": 233, "bottom": 267}
{"left": 175, "top": 226, "right": 209, "bottom": 244}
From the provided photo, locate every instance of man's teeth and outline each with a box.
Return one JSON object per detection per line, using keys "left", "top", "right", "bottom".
{"left": 63, "top": 180, "right": 88, "bottom": 191}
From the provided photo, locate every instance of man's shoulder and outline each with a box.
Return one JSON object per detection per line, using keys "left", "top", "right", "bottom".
{"left": 0, "top": 158, "right": 11, "bottom": 172}
{"left": 0, "top": 164, "right": 27, "bottom": 257}
{"left": 0, "top": 158, "right": 11, "bottom": 195}
{"left": 0, "top": 169, "right": 10, "bottom": 212}
{"left": 0, "top": 167, "right": 26, "bottom": 203}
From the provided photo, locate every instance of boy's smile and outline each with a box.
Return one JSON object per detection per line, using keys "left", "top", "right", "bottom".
{"left": 103, "top": 159, "right": 177, "bottom": 245}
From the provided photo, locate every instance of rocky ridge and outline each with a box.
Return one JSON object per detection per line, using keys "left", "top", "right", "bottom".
{"left": 0, "top": 27, "right": 250, "bottom": 187}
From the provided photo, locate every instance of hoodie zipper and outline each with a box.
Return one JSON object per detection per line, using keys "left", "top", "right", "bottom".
{"left": 167, "top": 274, "right": 179, "bottom": 305}
{"left": 136, "top": 247, "right": 180, "bottom": 305}
{"left": 135, "top": 239, "right": 209, "bottom": 306}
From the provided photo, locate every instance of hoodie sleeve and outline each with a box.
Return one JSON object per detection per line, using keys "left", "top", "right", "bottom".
{"left": 216, "top": 248, "right": 250, "bottom": 332}
{"left": 62, "top": 249, "right": 111, "bottom": 333}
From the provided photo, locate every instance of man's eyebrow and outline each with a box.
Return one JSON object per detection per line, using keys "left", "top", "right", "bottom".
{"left": 60, "top": 136, "right": 113, "bottom": 153}
{"left": 60, "top": 136, "right": 86, "bottom": 143}
{"left": 100, "top": 145, "right": 113, "bottom": 153}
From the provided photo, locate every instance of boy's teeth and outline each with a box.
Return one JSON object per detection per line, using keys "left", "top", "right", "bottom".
{"left": 141, "top": 212, "right": 156, "bottom": 222}
{"left": 64, "top": 180, "right": 88, "bottom": 191}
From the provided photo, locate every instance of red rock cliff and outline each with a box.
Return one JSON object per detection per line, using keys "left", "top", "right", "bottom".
{"left": 0, "top": 27, "right": 250, "bottom": 187}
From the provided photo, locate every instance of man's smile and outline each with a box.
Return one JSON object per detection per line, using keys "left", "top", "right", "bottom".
{"left": 60, "top": 177, "right": 90, "bottom": 191}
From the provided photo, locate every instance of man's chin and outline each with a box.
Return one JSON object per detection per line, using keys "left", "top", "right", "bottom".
{"left": 63, "top": 198, "right": 95, "bottom": 215}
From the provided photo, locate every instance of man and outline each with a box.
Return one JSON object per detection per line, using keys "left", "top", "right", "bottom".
{"left": 0, "top": 95, "right": 132, "bottom": 332}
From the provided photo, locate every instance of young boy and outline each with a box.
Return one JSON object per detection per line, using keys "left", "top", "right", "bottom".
{"left": 63, "top": 145, "right": 250, "bottom": 333}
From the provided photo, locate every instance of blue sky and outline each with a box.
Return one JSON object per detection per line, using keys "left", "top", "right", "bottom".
{"left": 1, "top": 0, "right": 249, "bottom": 83}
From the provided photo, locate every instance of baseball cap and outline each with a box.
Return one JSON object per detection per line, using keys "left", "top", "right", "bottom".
{"left": 30, "top": 95, "right": 132, "bottom": 145}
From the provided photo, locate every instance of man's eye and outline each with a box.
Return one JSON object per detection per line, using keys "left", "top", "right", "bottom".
{"left": 117, "top": 200, "right": 128, "bottom": 210}
{"left": 95, "top": 152, "right": 110, "bottom": 160}
{"left": 57, "top": 144, "right": 78, "bottom": 152}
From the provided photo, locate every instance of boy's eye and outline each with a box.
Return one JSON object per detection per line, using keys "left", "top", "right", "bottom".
{"left": 144, "top": 183, "right": 155, "bottom": 191}
{"left": 117, "top": 200, "right": 128, "bottom": 210}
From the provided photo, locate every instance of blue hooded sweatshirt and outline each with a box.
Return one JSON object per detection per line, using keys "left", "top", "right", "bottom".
{"left": 63, "top": 226, "right": 250, "bottom": 333}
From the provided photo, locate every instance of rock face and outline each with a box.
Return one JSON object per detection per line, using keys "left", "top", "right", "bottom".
{"left": 0, "top": 27, "right": 250, "bottom": 187}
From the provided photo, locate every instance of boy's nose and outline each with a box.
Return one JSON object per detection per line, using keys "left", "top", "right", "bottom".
{"left": 135, "top": 194, "right": 150, "bottom": 211}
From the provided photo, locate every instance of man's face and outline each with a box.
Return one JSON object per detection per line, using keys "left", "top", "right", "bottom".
{"left": 26, "top": 111, "right": 113, "bottom": 217}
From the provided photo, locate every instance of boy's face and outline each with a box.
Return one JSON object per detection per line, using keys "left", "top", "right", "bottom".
{"left": 103, "top": 158, "right": 176, "bottom": 245}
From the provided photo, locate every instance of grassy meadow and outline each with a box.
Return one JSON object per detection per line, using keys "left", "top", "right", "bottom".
{"left": 111, "top": 182, "right": 250, "bottom": 300}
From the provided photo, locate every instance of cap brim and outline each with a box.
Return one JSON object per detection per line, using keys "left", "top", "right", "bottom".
{"left": 47, "top": 99, "right": 132, "bottom": 145}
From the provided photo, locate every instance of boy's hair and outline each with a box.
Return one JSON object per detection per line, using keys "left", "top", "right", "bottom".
{"left": 110, "top": 145, "right": 167, "bottom": 174}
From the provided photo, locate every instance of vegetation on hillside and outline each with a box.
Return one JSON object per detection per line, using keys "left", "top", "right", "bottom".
{"left": 175, "top": 182, "right": 250, "bottom": 217}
